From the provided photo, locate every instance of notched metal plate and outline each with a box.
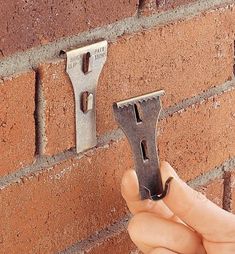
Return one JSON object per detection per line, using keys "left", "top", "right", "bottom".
{"left": 115, "top": 90, "right": 165, "bottom": 108}
{"left": 113, "top": 90, "right": 172, "bottom": 200}
{"left": 63, "top": 41, "right": 108, "bottom": 153}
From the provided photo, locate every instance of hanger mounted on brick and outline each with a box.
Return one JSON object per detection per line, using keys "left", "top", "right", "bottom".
{"left": 113, "top": 91, "right": 173, "bottom": 200}
{"left": 61, "top": 41, "right": 108, "bottom": 154}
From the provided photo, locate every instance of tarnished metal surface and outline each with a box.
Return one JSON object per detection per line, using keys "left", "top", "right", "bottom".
{"left": 113, "top": 91, "right": 172, "bottom": 200}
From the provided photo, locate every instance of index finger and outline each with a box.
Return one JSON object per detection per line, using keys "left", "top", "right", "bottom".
{"left": 161, "top": 162, "right": 235, "bottom": 242}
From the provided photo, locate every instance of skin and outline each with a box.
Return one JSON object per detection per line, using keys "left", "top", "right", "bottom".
{"left": 121, "top": 161, "right": 235, "bottom": 254}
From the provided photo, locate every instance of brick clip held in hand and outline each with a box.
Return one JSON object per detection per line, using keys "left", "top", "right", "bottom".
{"left": 113, "top": 91, "right": 173, "bottom": 200}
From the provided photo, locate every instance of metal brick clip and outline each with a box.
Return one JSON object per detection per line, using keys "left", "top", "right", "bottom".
{"left": 113, "top": 91, "right": 173, "bottom": 200}
{"left": 62, "top": 41, "right": 108, "bottom": 153}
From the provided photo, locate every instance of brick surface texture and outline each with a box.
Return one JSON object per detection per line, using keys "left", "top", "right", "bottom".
{"left": 140, "top": 0, "right": 197, "bottom": 16}
{"left": 0, "top": 140, "right": 133, "bottom": 254}
{"left": 0, "top": 71, "right": 35, "bottom": 176}
{"left": 38, "top": 62, "right": 75, "bottom": 155}
{"left": 0, "top": 0, "right": 138, "bottom": 58}
{"left": 39, "top": 8, "right": 235, "bottom": 155}
{"left": 1, "top": 86, "right": 234, "bottom": 251}
{"left": 196, "top": 178, "right": 224, "bottom": 208}
{"left": 159, "top": 91, "right": 235, "bottom": 181}
{"left": 40, "top": 67, "right": 235, "bottom": 181}
{"left": 1, "top": 2, "right": 235, "bottom": 254}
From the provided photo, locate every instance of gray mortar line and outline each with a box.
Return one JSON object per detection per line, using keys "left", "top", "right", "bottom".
{"left": 0, "top": 149, "right": 77, "bottom": 190}
{"left": 35, "top": 71, "right": 47, "bottom": 155}
{"left": 223, "top": 171, "right": 232, "bottom": 211}
{"left": 162, "top": 78, "right": 235, "bottom": 118}
{"left": 58, "top": 215, "right": 130, "bottom": 254}
{"left": 59, "top": 158, "right": 235, "bottom": 254}
{"left": 97, "top": 128, "right": 125, "bottom": 147}
{"left": 0, "top": 0, "right": 234, "bottom": 78}
{"left": 188, "top": 157, "right": 235, "bottom": 188}
{"left": 0, "top": 79, "right": 235, "bottom": 189}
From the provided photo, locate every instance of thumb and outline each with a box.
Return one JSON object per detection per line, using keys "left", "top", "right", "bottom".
{"left": 161, "top": 162, "right": 235, "bottom": 242}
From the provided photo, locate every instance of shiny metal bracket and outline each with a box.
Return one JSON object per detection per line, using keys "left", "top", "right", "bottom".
{"left": 63, "top": 41, "right": 108, "bottom": 153}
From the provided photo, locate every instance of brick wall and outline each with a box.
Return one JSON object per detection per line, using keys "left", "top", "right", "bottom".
{"left": 1, "top": 0, "right": 235, "bottom": 253}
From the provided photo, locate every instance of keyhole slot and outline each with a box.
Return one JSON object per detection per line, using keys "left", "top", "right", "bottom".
{"left": 141, "top": 140, "right": 149, "bottom": 162}
{"left": 134, "top": 103, "right": 143, "bottom": 123}
{"left": 83, "top": 52, "right": 91, "bottom": 74}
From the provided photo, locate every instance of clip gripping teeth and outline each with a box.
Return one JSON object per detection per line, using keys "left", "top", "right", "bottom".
{"left": 115, "top": 90, "right": 165, "bottom": 109}
{"left": 113, "top": 90, "right": 172, "bottom": 200}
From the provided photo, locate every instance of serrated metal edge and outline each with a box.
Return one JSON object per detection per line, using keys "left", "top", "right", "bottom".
{"left": 115, "top": 90, "right": 165, "bottom": 108}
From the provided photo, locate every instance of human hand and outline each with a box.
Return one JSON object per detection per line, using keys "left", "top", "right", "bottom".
{"left": 121, "top": 162, "right": 235, "bottom": 254}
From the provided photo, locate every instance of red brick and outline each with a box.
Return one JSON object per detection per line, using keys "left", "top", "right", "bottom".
{"left": 0, "top": 140, "right": 133, "bottom": 254}
{"left": 86, "top": 230, "right": 137, "bottom": 254}
{"left": 1, "top": 88, "right": 235, "bottom": 252}
{"left": 38, "top": 62, "right": 75, "bottom": 155}
{"left": 196, "top": 178, "right": 224, "bottom": 208}
{"left": 156, "top": 0, "right": 197, "bottom": 10}
{"left": 97, "top": 8, "right": 233, "bottom": 135}
{"left": 139, "top": 0, "right": 157, "bottom": 16}
{"left": 0, "top": 71, "right": 35, "bottom": 176}
{"left": 39, "top": 62, "right": 235, "bottom": 181}
{"left": 140, "top": 0, "right": 197, "bottom": 16}
{"left": 0, "top": 0, "right": 137, "bottom": 58}
{"left": 159, "top": 90, "right": 235, "bottom": 181}
{"left": 39, "top": 7, "right": 234, "bottom": 155}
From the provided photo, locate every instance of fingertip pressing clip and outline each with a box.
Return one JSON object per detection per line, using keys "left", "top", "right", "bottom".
{"left": 113, "top": 90, "right": 173, "bottom": 200}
